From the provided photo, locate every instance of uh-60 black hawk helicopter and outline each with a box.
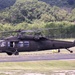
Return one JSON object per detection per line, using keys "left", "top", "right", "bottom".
{"left": 0, "top": 29, "right": 74, "bottom": 55}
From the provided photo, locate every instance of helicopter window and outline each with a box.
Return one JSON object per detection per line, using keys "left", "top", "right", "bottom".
{"left": 1, "top": 41, "right": 6, "bottom": 47}
{"left": 18, "top": 41, "right": 23, "bottom": 47}
{"left": 10, "top": 42, "right": 13, "bottom": 47}
{"left": 8, "top": 42, "right": 10, "bottom": 47}
{"left": 24, "top": 41, "right": 29, "bottom": 47}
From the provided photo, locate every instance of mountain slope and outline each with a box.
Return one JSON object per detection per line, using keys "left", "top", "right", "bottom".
{"left": 0, "top": 0, "right": 75, "bottom": 24}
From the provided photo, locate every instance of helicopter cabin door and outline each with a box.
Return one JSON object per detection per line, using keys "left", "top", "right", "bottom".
{"left": 6, "top": 41, "right": 17, "bottom": 54}
{"left": 7, "top": 41, "right": 15, "bottom": 48}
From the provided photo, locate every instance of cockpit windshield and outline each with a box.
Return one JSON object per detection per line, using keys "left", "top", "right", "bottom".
{"left": 0, "top": 40, "right": 6, "bottom": 47}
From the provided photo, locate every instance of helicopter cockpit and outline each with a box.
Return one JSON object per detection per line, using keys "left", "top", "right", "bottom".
{"left": 0, "top": 41, "right": 16, "bottom": 48}
{"left": 0, "top": 40, "right": 6, "bottom": 47}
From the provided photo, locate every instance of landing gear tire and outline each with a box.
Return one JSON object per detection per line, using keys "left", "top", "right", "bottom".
{"left": 58, "top": 49, "right": 60, "bottom": 53}
{"left": 6, "top": 52, "right": 12, "bottom": 55}
{"left": 70, "top": 51, "right": 73, "bottom": 53}
{"left": 66, "top": 48, "right": 73, "bottom": 53}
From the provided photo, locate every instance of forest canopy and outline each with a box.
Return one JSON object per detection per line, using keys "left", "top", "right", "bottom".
{"left": 0, "top": 0, "right": 75, "bottom": 38}
{"left": 0, "top": 0, "right": 75, "bottom": 24}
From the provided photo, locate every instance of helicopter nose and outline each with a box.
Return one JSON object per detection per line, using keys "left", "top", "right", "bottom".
{"left": 0, "top": 49, "right": 2, "bottom": 53}
{"left": 73, "top": 40, "right": 75, "bottom": 46}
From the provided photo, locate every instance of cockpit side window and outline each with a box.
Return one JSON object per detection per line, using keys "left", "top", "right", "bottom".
{"left": 1, "top": 41, "right": 6, "bottom": 47}
{"left": 8, "top": 42, "right": 10, "bottom": 47}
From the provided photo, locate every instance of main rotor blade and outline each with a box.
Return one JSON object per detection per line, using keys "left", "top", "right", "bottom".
{"left": 0, "top": 30, "right": 19, "bottom": 33}
{"left": 0, "top": 27, "right": 60, "bottom": 34}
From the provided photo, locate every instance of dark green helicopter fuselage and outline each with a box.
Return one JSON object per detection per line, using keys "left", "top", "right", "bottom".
{"left": 0, "top": 35, "right": 74, "bottom": 55}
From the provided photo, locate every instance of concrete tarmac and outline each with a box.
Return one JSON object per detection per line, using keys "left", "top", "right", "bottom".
{"left": 0, "top": 53, "right": 75, "bottom": 62}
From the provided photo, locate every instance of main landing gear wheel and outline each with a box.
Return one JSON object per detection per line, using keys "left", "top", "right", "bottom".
{"left": 58, "top": 49, "right": 60, "bottom": 53}
{"left": 6, "top": 52, "right": 12, "bottom": 55}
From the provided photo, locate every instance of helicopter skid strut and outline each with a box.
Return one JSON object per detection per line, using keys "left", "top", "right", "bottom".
{"left": 14, "top": 50, "right": 19, "bottom": 55}
{"left": 66, "top": 48, "right": 73, "bottom": 53}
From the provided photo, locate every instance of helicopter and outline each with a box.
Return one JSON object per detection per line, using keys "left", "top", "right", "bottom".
{"left": 0, "top": 29, "right": 74, "bottom": 55}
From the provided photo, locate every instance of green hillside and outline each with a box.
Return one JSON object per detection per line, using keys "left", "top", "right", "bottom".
{"left": 0, "top": 0, "right": 75, "bottom": 24}
{"left": 0, "top": 0, "right": 75, "bottom": 38}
